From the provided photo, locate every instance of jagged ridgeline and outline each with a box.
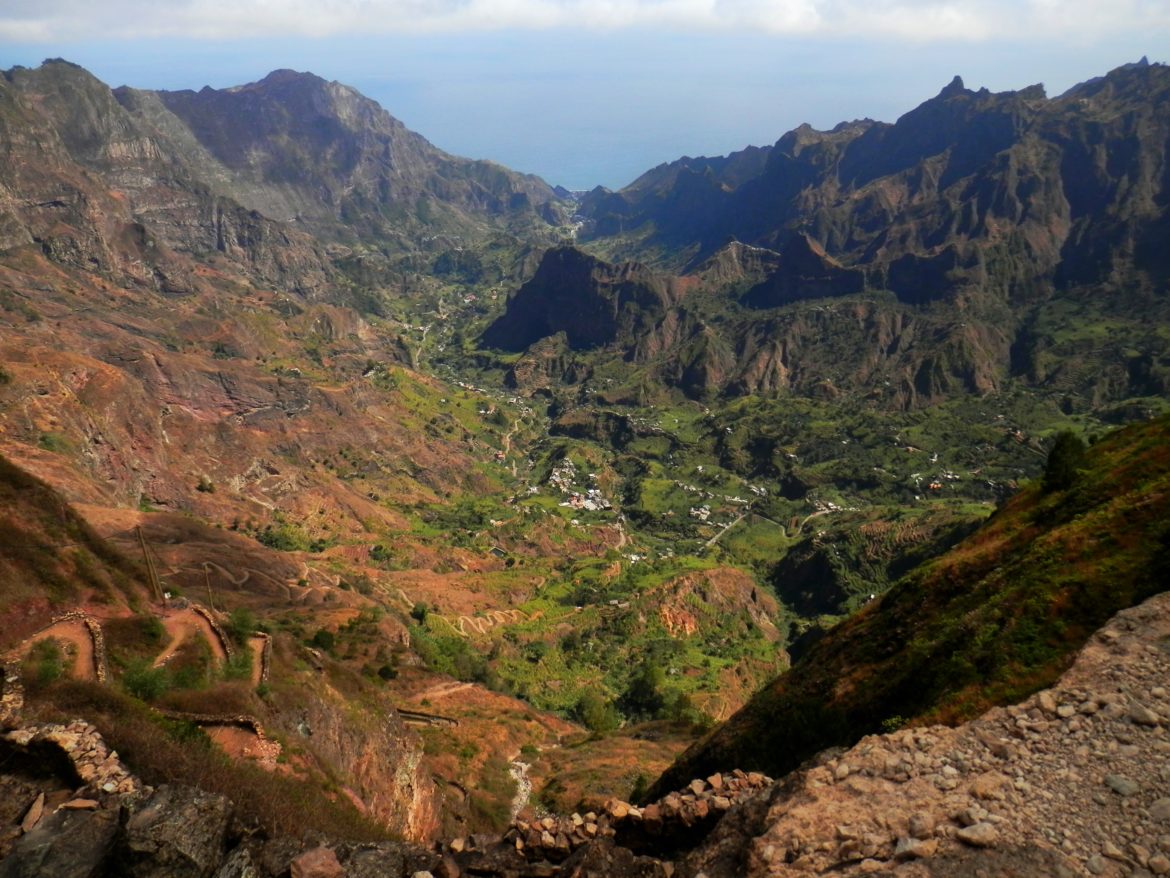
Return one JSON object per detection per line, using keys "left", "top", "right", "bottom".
{"left": 0, "top": 59, "right": 568, "bottom": 297}
{"left": 482, "top": 59, "right": 1170, "bottom": 411}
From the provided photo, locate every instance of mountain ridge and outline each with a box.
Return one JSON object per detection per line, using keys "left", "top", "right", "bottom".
{"left": 483, "top": 60, "right": 1170, "bottom": 409}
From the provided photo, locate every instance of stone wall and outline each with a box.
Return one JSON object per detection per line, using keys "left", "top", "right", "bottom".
{"left": 191, "top": 604, "right": 234, "bottom": 660}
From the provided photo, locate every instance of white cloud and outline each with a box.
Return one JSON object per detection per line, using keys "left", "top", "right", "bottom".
{"left": 1, "top": 0, "right": 1167, "bottom": 41}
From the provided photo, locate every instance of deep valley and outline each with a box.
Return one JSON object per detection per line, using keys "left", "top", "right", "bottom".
{"left": 1, "top": 55, "right": 1169, "bottom": 878}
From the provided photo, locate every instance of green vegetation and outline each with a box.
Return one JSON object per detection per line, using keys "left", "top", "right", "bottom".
{"left": 24, "top": 638, "right": 66, "bottom": 687}
{"left": 652, "top": 414, "right": 1170, "bottom": 795}
{"left": 254, "top": 517, "right": 330, "bottom": 553}
{"left": 227, "top": 608, "right": 258, "bottom": 646}
{"left": 121, "top": 660, "right": 170, "bottom": 702}
{"left": 1042, "top": 430, "right": 1087, "bottom": 493}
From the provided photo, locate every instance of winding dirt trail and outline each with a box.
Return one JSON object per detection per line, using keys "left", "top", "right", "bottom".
{"left": 202, "top": 560, "right": 293, "bottom": 601}
{"left": 385, "top": 584, "right": 530, "bottom": 639}
{"left": 23, "top": 619, "right": 96, "bottom": 680}
{"left": 153, "top": 607, "right": 227, "bottom": 668}
{"left": 247, "top": 635, "right": 267, "bottom": 686}
{"left": 415, "top": 680, "right": 476, "bottom": 701}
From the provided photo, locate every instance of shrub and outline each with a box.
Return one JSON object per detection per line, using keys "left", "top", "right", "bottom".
{"left": 227, "top": 608, "right": 257, "bottom": 646}
{"left": 223, "top": 648, "right": 253, "bottom": 682}
{"left": 121, "top": 661, "right": 169, "bottom": 702}
{"left": 26, "top": 639, "right": 65, "bottom": 686}
{"left": 572, "top": 689, "right": 620, "bottom": 733}
{"left": 309, "top": 628, "right": 335, "bottom": 652}
{"left": 256, "top": 522, "right": 310, "bottom": 552}
{"left": 37, "top": 433, "right": 70, "bottom": 453}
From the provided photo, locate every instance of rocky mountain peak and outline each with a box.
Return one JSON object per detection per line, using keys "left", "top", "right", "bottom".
{"left": 254, "top": 67, "right": 323, "bottom": 87}
{"left": 938, "top": 74, "right": 967, "bottom": 98}
{"left": 481, "top": 244, "right": 681, "bottom": 353}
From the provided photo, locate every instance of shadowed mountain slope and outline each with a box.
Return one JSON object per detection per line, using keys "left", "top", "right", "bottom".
{"left": 650, "top": 414, "right": 1170, "bottom": 797}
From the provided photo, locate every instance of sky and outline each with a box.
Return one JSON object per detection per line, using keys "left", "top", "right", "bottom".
{"left": 2, "top": 1, "right": 1168, "bottom": 190}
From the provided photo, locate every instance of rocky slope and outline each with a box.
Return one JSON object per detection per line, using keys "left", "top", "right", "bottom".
{"left": 4, "top": 586, "right": 1169, "bottom": 877}
{"left": 119, "top": 68, "right": 563, "bottom": 246}
{"left": 1, "top": 59, "right": 563, "bottom": 264}
{"left": 679, "top": 588, "right": 1170, "bottom": 877}
{"left": 580, "top": 59, "right": 1169, "bottom": 289}
{"left": 480, "top": 244, "right": 688, "bottom": 354}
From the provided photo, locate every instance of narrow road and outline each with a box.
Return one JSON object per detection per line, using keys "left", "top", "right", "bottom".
{"left": 702, "top": 510, "right": 750, "bottom": 552}
{"left": 247, "top": 635, "right": 267, "bottom": 686}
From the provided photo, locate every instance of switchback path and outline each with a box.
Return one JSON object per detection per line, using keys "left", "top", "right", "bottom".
{"left": 13, "top": 617, "right": 97, "bottom": 681}
{"left": 153, "top": 607, "right": 228, "bottom": 669}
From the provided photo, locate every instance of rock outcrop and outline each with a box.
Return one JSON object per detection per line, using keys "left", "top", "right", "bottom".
{"left": 677, "top": 589, "right": 1170, "bottom": 877}
{"left": 481, "top": 245, "right": 687, "bottom": 354}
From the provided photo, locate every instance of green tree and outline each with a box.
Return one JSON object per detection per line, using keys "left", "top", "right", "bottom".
{"left": 573, "top": 690, "right": 620, "bottom": 733}
{"left": 620, "top": 660, "right": 667, "bottom": 720}
{"left": 310, "top": 628, "right": 335, "bottom": 652}
{"left": 1042, "top": 430, "right": 1087, "bottom": 493}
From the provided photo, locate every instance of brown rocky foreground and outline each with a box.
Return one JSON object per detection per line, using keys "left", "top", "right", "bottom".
{"left": 3, "top": 590, "right": 1170, "bottom": 877}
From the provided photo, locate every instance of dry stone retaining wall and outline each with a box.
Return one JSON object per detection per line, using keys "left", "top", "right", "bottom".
{"left": 191, "top": 604, "right": 234, "bottom": 660}
{"left": 3, "top": 719, "right": 142, "bottom": 797}
{"left": 5, "top": 612, "right": 109, "bottom": 682}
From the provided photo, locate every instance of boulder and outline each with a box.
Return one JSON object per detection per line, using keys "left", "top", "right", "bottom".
{"left": 0, "top": 807, "right": 119, "bottom": 878}
{"left": 558, "top": 837, "right": 671, "bottom": 878}
{"left": 120, "top": 785, "right": 231, "bottom": 878}
{"left": 290, "top": 846, "right": 343, "bottom": 878}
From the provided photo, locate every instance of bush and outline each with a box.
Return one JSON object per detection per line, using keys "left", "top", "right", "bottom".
{"left": 227, "top": 608, "right": 257, "bottom": 646}
{"left": 122, "top": 661, "right": 169, "bottom": 702}
{"left": 26, "top": 639, "right": 65, "bottom": 686}
{"left": 256, "top": 522, "right": 311, "bottom": 552}
{"left": 37, "top": 433, "right": 70, "bottom": 453}
{"left": 223, "top": 648, "right": 253, "bottom": 682}
{"left": 572, "top": 689, "right": 620, "bottom": 733}
{"left": 310, "top": 628, "right": 335, "bottom": 652}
